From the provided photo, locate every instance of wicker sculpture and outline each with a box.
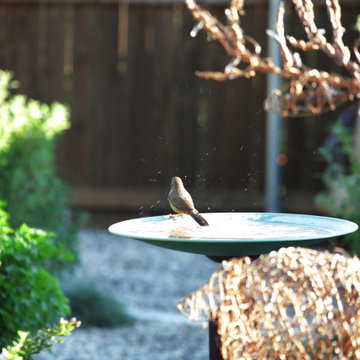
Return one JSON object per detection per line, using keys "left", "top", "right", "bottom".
{"left": 178, "top": 247, "right": 360, "bottom": 359}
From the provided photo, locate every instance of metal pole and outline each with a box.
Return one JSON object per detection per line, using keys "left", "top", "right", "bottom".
{"left": 209, "top": 320, "right": 222, "bottom": 360}
{"left": 265, "top": 0, "right": 282, "bottom": 212}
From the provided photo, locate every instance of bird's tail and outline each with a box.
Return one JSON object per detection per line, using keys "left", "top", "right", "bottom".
{"left": 190, "top": 210, "right": 209, "bottom": 226}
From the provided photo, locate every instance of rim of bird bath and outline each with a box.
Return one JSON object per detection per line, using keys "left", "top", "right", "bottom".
{"left": 108, "top": 212, "right": 358, "bottom": 360}
{"left": 108, "top": 212, "right": 358, "bottom": 258}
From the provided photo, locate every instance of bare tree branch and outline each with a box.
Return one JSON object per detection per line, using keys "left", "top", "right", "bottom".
{"left": 185, "top": 0, "right": 360, "bottom": 117}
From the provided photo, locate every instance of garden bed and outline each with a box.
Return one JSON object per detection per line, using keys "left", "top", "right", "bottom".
{"left": 34, "top": 227, "right": 218, "bottom": 360}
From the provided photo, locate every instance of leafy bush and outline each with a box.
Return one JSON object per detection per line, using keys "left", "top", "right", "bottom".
{"left": 0, "top": 205, "right": 71, "bottom": 348}
{"left": 317, "top": 114, "right": 360, "bottom": 253}
{"left": 1, "top": 318, "right": 81, "bottom": 360}
{"left": 0, "top": 70, "right": 83, "bottom": 266}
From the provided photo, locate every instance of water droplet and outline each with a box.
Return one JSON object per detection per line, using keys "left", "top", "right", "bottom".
{"left": 225, "top": 57, "right": 241, "bottom": 74}
{"left": 190, "top": 21, "right": 204, "bottom": 38}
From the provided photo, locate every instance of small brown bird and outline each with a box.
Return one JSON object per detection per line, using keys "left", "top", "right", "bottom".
{"left": 168, "top": 176, "right": 209, "bottom": 226}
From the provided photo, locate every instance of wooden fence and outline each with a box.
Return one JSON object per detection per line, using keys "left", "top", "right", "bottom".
{"left": 0, "top": 0, "right": 359, "bottom": 215}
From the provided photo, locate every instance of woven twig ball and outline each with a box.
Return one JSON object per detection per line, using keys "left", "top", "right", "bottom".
{"left": 178, "top": 247, "right": 360, "bottom": 359}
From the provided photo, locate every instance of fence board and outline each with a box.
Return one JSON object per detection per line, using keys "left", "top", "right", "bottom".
{"left": 0, "top": 0, "right": 358, "bottom": 6}
{"left": 0, "top": 2, "right": 359, "bottom": 213}
{"left": 69, "top": 186, "right": 319, "bottom": 215}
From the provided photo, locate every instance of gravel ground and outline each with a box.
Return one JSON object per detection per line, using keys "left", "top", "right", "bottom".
{"left": 35, "top": 227, "right": 219, "bottom": 360}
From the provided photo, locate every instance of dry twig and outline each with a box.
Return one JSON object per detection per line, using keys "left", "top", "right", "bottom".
{"left": 185, "top": 0, "right": 360, "bottom": 117}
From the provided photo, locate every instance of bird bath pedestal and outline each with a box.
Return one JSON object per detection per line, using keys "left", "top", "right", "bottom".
{"left": 109, "top": 212, "right": 358, "bottom": 360}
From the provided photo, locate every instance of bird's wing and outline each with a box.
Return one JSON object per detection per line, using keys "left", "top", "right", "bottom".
{"left": 169, "top": 193, "right": 194, "bottom": 212}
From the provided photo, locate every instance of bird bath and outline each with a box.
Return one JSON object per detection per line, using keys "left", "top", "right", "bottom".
{"left": 108, "top": 212, "right": 358, "bottom": 257}
{"left": 108, "top": 212, "right": 358, "bottom": 359}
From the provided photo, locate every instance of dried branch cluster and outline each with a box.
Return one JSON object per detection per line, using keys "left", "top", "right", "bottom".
{"left": 178, "top": 247, "right": 360, "bottom": 359}
{"left": 186, "top": 0, "right": 360, "bottom": 117}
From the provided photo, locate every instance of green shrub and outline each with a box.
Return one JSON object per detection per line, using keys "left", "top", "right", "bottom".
{"left": 62, "top": 278, "right": 134, "bottom": 328}
{"left": 0, "top": 70, "right": 83, "bottom": 267}
{"left": 0, "top": 205, "right": 71, "bottom": 348}
{"left": 316, "top": 119, "right": 360, "bottom": 253}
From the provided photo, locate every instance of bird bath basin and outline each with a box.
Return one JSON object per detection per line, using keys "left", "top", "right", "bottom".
{"left": 109, "top": 212, "right": 358, "bottom": 360}
{"left": 108, "top": 212, "right": 358, "bottom": 257}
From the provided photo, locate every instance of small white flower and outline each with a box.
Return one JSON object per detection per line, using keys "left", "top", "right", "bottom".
{"left": 0, "top": 348, "right": 9, "bottom": 360}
